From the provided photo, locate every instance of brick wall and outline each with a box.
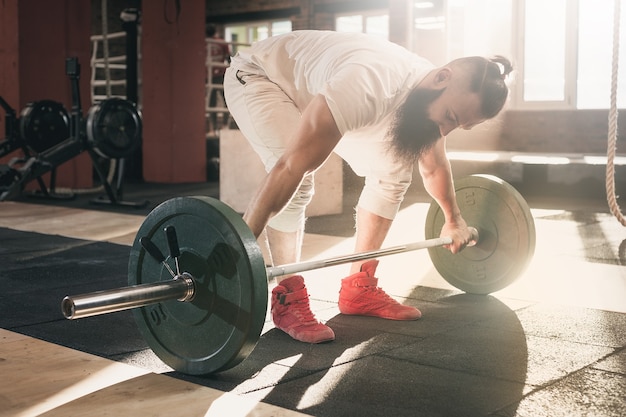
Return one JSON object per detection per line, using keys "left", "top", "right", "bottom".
{"left": 208, "top": 0, "right": 300, "bottom": 16}
{"left": 498, "top": 110, "right": 626, "bottom": 154}
{"left": 447, "top": 109, "right": 626, "bottom": 155}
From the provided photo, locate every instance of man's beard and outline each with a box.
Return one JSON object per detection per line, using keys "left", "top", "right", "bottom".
{"left": 387, "top": 88, "right": 444, "bottom": 165}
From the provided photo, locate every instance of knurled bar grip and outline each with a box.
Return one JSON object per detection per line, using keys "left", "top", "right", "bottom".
{"left": 266, "top": 236, "right": 453, "bottom": 278}
{"left": 267, "top": 226, "right": 479, "bottom": 278}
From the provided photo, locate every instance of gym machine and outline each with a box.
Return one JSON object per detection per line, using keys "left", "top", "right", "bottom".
{"left": 0, "top": 57, "right": 145, "bottom": 207}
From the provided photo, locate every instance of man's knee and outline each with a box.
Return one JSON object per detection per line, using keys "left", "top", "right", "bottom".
{"left": 267, "top": 175, "right": 315, "bottom": 232}
{"left": 357, "top": 176, "right": 411, "bottom": 220}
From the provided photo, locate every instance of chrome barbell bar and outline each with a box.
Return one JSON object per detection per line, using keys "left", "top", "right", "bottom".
{"left": 62, "top": 230, "right": 476, "bottom": 320}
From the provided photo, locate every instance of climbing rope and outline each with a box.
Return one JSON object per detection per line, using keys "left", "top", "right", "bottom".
{"left": 607, "top": 0, "right": 626, "bottom": 226}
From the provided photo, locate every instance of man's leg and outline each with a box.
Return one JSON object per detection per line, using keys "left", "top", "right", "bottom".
{"left": 266, "top": 226, "right": 303, "bottom": 272}
{"left": 338, "top": 200, "right": 421, "bottom": 320}
{"left": 263, "top": 172, "right": 313, "bottom": 277}
{"left": 223, "top": 67, "right": 334, "bottom": 343}
{"left": 349, "top": 207, "right": 393, "bottom": 274}
{"left": 264, "top": 175, "right": 335, "bottom": 343}
{"left": 267, "top": 220, "right": 335, "bottom": 344}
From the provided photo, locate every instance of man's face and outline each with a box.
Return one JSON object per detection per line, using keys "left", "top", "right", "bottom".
{"left": 428, "top": 86, "right": 484, "bottom": 137}
{"left": 388, "top": 85, "right": 484, "bottom": 164}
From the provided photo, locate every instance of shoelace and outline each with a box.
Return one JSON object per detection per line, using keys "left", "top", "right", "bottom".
{"left": 359, "top": 286, "right": 400, "bottom": 309}
{"left": 290, "top": 299, "right": 318, "bottom": 326}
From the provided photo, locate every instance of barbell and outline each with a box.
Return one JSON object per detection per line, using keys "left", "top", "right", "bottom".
{"left": 61, "top": 174, "right": 535, "bottom": 375}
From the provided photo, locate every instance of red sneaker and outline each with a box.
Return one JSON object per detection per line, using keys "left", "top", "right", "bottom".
{"left": 271, "top": 275, "right": 335, "bottom": 343}
{"left": 338, "top": 260, "right": 422, "bottom": 320}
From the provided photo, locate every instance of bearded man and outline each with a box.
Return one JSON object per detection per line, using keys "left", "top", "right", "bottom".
{"left": 223, "top": 30, "right": 512, "bottom": 344}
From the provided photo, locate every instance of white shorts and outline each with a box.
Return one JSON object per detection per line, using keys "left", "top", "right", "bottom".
{"left": 223, "top": 65, "right": 412, "bottom": 232}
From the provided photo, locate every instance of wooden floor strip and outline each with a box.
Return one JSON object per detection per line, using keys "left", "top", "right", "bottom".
{"left": 0, "top": 202, "right": 143, "bottom": 245}
{"left": 0, "top": 329, "right": 310, "bottom": 417}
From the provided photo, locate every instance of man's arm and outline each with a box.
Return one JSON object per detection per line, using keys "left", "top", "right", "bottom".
{"left": 243, "top": 94, "right": 342, "bottom": 238}
{"left": 418, "top": 137, "right": 473, "bottom": 253}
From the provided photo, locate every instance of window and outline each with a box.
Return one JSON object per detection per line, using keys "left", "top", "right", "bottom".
{"left": 413, "top": 1, "right": 513, "bottom": 68}
{"left": 409, "top": 0, "right": 625, "bottom": 110}
{"left": 518, "top": 0, "right": 626, "bottom": 109}
{"left": 329, "top": 1, "right": 624, "bottom": 110}
{"left": 413, "top": 0, "right": 446, "bottom": 65}
{"left": 522, "top": 0, "right": 568, "bottom": 103}
{"left": 335, "top": 11, "right": 389, "bottom": 39}
{"left": 576, "top": 0, "right": 626, "bottom": 109}
{"left": 225, "top": 20, "right": 292, "bottom": 53}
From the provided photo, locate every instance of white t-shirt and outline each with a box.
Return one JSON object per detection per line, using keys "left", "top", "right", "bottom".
{"left": 230, "top": 30, "right": 435, "bottom": 137}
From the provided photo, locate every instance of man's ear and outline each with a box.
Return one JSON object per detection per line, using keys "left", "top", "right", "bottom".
{"left": 433, "top": 68, "right": 452, "bottom": 89}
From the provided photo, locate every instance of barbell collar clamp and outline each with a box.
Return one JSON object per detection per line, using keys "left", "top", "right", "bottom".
{"left": 164, "top": 225, "right": 181, "bottom": 275}
{"left": 140, "top": 236, "right": 176, "bottom": 278}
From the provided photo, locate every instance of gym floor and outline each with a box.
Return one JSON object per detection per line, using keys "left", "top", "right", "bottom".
{"left": 1, "top": 170, "right": 625, "bottom": 417}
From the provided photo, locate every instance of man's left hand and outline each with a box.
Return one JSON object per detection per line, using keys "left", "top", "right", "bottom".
{"left": 440, "top": 219, "right": 475, "bottom": 254}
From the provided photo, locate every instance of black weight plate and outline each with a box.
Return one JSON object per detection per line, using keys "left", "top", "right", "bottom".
{"left": 19, "top": 100, "right": 70, "bottom": 153}
{"left": 425, "top": 175, "right": 536, "bottom": 294}
{"left": 128, "top": 196, "right": 268, "bottom": 375}
{"left": 86, "top": 98, "right": 142, "bottom": 159}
